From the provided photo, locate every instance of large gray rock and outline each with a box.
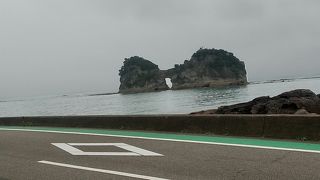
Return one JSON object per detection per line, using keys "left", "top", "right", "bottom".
{"left": 119, "top": 48, "right": 248, "bottom": 93}
{"left": 168, "top": 48, "right": 247, "bottom": 89}
{"left": 119, "top": 56, "right": 169, "bottom": 93}
{"left": 212, "top": 89, "right": 320, "bottom": 114}
{"left": 276, "top": 89, "right": 317, "bottom": 98}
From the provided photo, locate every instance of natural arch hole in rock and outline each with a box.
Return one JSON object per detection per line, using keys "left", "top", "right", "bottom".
{"left": 165, "top": 78, "right": 173, "bottom": 89}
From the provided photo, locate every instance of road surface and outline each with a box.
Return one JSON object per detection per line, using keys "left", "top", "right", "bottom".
{"left": 1, "top": 127, "right": 320, "bottom": 180}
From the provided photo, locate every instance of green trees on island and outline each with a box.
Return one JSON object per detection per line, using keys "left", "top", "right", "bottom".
{"left": 119, "top": 56, "right": 168, "bottom": 92}
{"left": 119, "top": 56, "right": 159, "bottom": 77}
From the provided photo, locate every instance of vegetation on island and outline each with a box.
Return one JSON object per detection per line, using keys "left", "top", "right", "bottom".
{"left": 119, "top": 56, "right": 168, "bottom": 93}
{"left": 171, "top": 48, "right": 247, "bottom": 84}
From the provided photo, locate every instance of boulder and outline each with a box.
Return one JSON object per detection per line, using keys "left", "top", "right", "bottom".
{"left": 195, "top": 89, "right": 320, "bottom": 114}
{"left": 276, "top": 89, "right": 317, "bottom": 98}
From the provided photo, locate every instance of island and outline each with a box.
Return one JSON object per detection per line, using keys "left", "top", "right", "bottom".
{"left": 119, "top": 48, "right": 248, "bottom": 93}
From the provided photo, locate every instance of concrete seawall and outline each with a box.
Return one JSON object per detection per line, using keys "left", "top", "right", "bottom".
{"left": 1, "top": 115, "right": 320, "bottom": 141}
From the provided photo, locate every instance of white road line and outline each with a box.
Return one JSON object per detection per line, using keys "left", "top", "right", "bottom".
{"left": 116, "top": 143, "right": 163, "bottom": 156}
{"left": 69, "top": 143, "right": 163, "bottom": 156}
{"left": 52, "top": 143, "right": 84, "bottom": 155}
{"left": 52, "top": 143, "right": 140, "bottom": 156}
{"left": 38, "top": 160, "right": 169, "bottom": 180}
{"left": 52, "top": 143, "right": 163, "bottom": 156}
{"left": 1, "top": 128, "right": 320, "bottom": 154}
{"left": 68, "top": 143, "right": 128, "bottom": 146}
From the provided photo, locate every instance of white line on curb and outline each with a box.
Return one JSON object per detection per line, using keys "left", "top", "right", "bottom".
{"left": 38, "top": 160, "right": 169, "bottom": 180}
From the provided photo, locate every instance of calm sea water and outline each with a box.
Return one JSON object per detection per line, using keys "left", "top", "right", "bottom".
{"left": 0, "top": 78, "right": 319, "bottom": 117}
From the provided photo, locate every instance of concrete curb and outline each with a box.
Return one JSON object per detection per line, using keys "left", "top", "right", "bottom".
{"left": 0, "top": 115, "right": 320, "bottom": 141}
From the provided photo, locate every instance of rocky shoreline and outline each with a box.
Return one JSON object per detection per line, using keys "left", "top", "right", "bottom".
{"left": 191, "top": 89, "right": 320, "bottom": 115}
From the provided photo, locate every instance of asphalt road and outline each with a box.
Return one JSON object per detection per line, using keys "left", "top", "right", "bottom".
{"left": 1, "top": 129, "right": 320, "bottom": 180}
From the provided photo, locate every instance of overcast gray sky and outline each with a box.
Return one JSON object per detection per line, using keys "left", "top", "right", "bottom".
{"left": 1, "top": 0, "right": 319, "bottom": 98}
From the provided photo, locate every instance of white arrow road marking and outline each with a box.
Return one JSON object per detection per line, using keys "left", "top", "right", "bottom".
{"left": 52, "top": 143, "right": 163, "bottom": 156}
{"left": 38, "top": 160, "right": 170, "bottom": 180}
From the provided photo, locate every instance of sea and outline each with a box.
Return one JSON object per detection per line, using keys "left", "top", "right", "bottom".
{"left": 0, "top": 77, "right": 319, "bottom": 117}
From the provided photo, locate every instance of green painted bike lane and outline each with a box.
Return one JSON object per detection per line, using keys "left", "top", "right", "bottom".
{"left": 1, "top": 126, "right": 320, "bottom": 153}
